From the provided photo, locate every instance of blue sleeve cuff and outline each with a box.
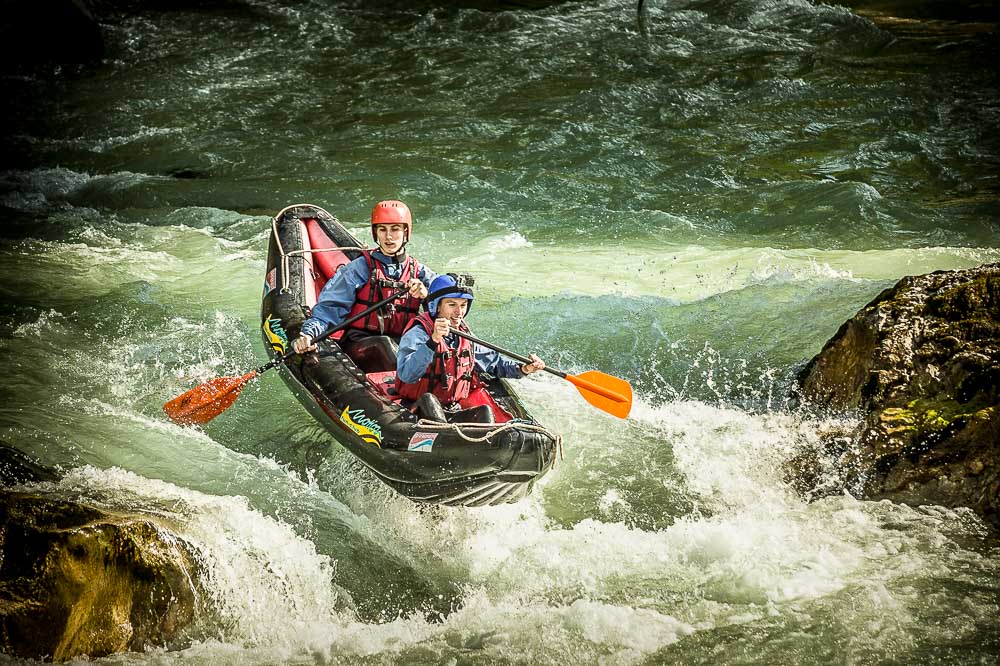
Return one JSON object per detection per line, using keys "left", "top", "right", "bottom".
{"left": 300, "top": 319, "right": 324, "bottom": 339}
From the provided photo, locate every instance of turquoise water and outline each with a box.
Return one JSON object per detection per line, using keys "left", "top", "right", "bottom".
{"left": 1, "top": 0, "right": 999, "bottom": 663}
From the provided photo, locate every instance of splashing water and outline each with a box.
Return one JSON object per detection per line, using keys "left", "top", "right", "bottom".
{"left": 2, "top": 0, "right": 999, "bottom": 663}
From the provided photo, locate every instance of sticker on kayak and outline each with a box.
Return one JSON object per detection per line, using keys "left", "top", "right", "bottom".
{"left": 407, "top": 432, "right": 438, "bottom": 453}
{"left": 263, "top": 268, "right": 277, "bottom": 296}
{"left": 263, "top": 315, "right": 288, "bottom": 354}
{"left": 340, "top": 406, "right": 383, "bottom": 447}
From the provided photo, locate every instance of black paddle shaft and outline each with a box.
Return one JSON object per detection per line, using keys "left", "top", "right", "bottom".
{"left": 450, "top": 329, "right": 567, "bottom": 379}
{"left": 257, "top": 286, "right": 410, "bottom": 373}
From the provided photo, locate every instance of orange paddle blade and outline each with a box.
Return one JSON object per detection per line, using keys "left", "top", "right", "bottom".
{"left": 565, "top": 370, "right": 633, "bottom": 419}
{"left": 163, "top": 371, "right": 258, "bottom": 425}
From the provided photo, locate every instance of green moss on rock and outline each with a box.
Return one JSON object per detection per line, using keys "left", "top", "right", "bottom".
{"left": 796, "top": 262, "right": 1000, "bottom": 529}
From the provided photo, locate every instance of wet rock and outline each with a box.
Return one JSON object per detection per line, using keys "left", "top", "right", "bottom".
{"left": 0, "top": 491, "right": 200, "bottom": 662}
{"left": 796, "top": 262, "right": 1000, "bottom": 528}
{"left": 0, "top": 443, "right": 59, "bottom": 486}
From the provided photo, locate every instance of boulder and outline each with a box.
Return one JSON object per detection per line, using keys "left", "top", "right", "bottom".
{"left": 796, "top": 263, "right": 1000, "bottom": 528}
{"left": 0, "top": 490, "right": 200, "bottom": 662}
{"left": 0, "top": 444, "right": 59, "bottom": 486}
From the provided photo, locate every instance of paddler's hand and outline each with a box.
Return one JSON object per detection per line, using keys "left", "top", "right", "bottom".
{"left": 431, "top": 317, "right": 450, "bottom": 343}
{"left": 407, "top": 278, "right": 428, "bottom": 299}
{"left": 292, "top": 334, "right": 317, "bottom": 354}
{"left": 520, "top": 354, "right": 545, "bottom": 375}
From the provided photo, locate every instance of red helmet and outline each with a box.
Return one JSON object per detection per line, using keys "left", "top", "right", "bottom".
{"left": 370, "top": 200, "right": 412, "bottom": 241}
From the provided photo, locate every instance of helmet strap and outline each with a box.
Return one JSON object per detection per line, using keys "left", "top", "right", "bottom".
{"left": 374, "top": 241, "right": 406, "bottom": 262}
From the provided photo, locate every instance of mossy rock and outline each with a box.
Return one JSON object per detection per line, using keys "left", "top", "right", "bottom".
{"left": 795, "top": 262, "right": 1000, "bottom": 529}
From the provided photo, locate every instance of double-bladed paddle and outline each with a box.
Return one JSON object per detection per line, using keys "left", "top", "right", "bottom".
{"left": 163, "top": 286, "right": 409, "bottom": 425}
{"left": 451, "top": 329, "right": 633, "bottom": 419}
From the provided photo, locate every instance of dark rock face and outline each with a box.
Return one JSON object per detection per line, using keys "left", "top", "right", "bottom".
{"left": 797, "top": 263, "right": 1000, "bottom": 528}
{"left": 0, "top": 444, "right": 59, "bottom": 486}
{"left": 0, "top": 491, "right": 200, "bottom": 662}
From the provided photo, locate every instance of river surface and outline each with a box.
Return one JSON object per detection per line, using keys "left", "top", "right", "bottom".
{"left": 2, "top": 0, "right": 999, "bottom": 663}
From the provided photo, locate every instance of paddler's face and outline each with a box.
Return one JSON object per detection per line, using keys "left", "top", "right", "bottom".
{"left": 436, "top": 298, "right": 469, "bottom": 325}
{"left": 375, "top": 223, "right": 407, "bottom": 255}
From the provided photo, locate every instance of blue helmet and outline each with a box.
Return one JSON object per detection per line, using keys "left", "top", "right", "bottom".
{"left": 425, "top": 273, "right": 475, "bottom": 317}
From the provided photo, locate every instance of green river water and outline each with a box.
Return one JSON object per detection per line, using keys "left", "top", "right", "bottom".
{"left": 1, "top": 0, "right": 999, "bottom": 663}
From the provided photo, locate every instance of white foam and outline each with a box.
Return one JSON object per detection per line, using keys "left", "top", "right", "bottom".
{"left": 91, "top": 126, "right": 184, "bottom": 153}
{"left": 29, "top": 466, "right": 348, "bottom": 647}
{"left": 12, "top": 309, "right": 68, "bottom": 338}
{"left": 486, "top": 231, "right": 533, "bottom": 251}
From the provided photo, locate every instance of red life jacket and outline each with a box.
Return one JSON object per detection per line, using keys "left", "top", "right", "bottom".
{"left": 346, "top": 251, "right": 422, "bottom": 337}
{"left": 396, "top": 313, "right": 478, "bottom": 405}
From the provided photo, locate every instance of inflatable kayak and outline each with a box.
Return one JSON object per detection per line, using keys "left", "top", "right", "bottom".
{"left": 260, "top": 204, "right": 559, "bottom": 506}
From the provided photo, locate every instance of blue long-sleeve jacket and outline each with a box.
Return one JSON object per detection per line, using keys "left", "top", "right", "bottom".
{"left": 397, "top": 324, "right": 526, "bottom": 383}
{"left": 300, "top": 251, "right": 437, "bottom": 340}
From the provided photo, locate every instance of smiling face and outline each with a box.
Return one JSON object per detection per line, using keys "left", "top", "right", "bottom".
{"left": 435, "top": 297, "right": 469, "bottom": 325}
{"left": 374, "top": 223, "right": 407, "bottom": 255}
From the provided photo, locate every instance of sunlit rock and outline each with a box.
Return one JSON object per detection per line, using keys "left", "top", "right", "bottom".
{"left": 0, "top": 489, "right": 200, "bottom": 662}
{"left": 795, "top": 262, "right": 1000, "bottom": 528}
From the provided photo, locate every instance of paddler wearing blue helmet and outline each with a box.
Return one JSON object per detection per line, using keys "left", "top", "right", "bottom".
{"left": 396, "top": 273, "right": 545, "bottom": 423}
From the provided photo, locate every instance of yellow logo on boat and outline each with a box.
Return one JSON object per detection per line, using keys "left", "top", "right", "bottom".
{"left": 340, "top": 406, "right": 383, "bottom": 448}
{"left": 263, "top": 315, "right": 288, "bottom": 354}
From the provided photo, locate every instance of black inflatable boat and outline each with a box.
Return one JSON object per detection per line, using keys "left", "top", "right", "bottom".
{"left": 260, "top": 204, "right": 559, "bottom": 506}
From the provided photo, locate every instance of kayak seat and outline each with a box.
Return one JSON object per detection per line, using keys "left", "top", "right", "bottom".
{"left": 366, "top": 371, "right": 404, "bottom": 403}
{"left": 412, "top": 393, "right": 496, "bottom": 425}
{"left": 459, "top": 386, "right": 512, "bottom": 424}
{"left": 450, "top": 404, "right": 495, "bottom": 425}
{"left": 413, "top": 393, "right": 449, "bottom": 423}
{"left": 344, "top": 335, "right": 398, "bottom": 373}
